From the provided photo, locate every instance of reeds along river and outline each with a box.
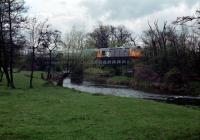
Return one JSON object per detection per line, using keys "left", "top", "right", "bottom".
{"left": 63, "top": 78, "right": 200, "bottom": 106}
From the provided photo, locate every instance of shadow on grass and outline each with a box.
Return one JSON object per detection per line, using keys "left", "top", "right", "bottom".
{"left": 42, "top": 81, "right": 55, "bottom": 87}
{"left": 0, "top": 132, "right": 30, "bottom": 140}
{"left": 92, "top": 93, "right": 105, "bottom": 96}
{"left": 0, "top": 91, "right": 12, "bottom": 96}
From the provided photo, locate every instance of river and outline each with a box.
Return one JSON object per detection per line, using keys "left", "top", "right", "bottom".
{"left": 63, "top": 78, "right": 200, "bottom": 106}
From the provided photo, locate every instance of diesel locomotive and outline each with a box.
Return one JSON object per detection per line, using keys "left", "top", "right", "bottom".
{"left": 97, "top": 47, "right": 141, "bottom": 59}
{"left": 96, "top": 47, "right": 142, "bottom": 65}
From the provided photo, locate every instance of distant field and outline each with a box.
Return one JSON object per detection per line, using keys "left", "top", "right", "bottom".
{"left": 0, "top": 72, "right": 200, "bottom": 140}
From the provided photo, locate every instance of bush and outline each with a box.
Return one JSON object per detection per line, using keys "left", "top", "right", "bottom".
{"left": 107, "top": 76, "right": 131, "bottom": 85}
{"left": 84, "top": 67, "right": 108, "bottom": 76}
{"left": 134, "top": 65, "right": 161, "bottom": 82}
{"left": 164, "top": 68, "right": 183, "bottom": 84}
{"left": 188, "top": 81, "right": 200, "bottom": 96}
{"left": 163, "top": 68, "right": 187, "bottom": 94}
{"left": 130, "top": 78, "right": 153, "bottom": 90}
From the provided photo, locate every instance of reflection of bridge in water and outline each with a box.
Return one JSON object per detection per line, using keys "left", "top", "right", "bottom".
{"left": 95, "top": 47, "right": 141, "bottom": 66}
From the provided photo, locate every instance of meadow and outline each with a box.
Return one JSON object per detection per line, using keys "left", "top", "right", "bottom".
{"left": 0, "top": 72, "right": 200, "bottom": 140}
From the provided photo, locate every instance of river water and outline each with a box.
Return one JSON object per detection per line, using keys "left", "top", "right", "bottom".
{"left": 63, "top": 78, "right": 200, "bottom": 102}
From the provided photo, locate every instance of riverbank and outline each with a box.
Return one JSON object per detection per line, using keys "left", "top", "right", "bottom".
{"left": 83, "top": 67, "right": 200, "bottom": 96}
{"left": 0, "top": 72, "right": 200, "bottom": 140}
{"left": 84, "top": 74, "right": 200, "bottom": 96}
{"left": 63, "top": 78, "right": 200, "bottom": 106}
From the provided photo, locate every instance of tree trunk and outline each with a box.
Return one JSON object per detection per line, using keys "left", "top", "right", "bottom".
{"left": 47, "top": 51, "right": 52, "bottom": 80}
{"left": 2, "top": 66, "right": 11, "bottom": 87}
{"left": 0, "top": 52, "right": 2, "bottom": 83}
{"left": 8, "top": 0, "right": 15, "bottom": 88}
{"left": 30, "top": 47, "right": 35, "bottom": 88}
{"left": 198, "top": 42, "right": 200, "bottom": 75}
{"left": 66, "top": 50, "right": 70, "bottom": 74}
{"left": 1, "top": 42, "right": 11, "bottom": 87}
{"left": 0, "top": 67, "right": 4, "bottom": 82}
{"left": 0, "top": 6, "right": 11, "bottom": 87}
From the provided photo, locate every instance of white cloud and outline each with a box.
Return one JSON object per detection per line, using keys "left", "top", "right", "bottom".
{"left": 25, "top": 0, "right": 200, "bottom": 35}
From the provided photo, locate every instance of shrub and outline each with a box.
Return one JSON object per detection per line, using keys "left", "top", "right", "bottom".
{"left": 107, "top": 76, "right": 131, "bottom": 85}
{"left": 188, "top": 81, "right": 200, "bottom": 96}
{"left": 164, "top": 68, "right": 183, "bottom": 84}
{"left": 84, "top": 67, "right": 107, "bottom": 76}
{"left": 134, "top": 65, "right": 161, "bottom": 82}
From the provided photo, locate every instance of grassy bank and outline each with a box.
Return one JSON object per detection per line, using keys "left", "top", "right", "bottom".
{"left": 0, "top": 72, "right": 200, "bottom": 140}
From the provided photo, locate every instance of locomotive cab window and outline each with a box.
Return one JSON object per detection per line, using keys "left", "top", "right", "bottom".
{"left": 102, "top": 51, "right": 106, "bottom": 56}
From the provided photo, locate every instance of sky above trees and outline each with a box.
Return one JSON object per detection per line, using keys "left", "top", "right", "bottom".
{"left": 25, "top": 0, "right": 200, "bottom": 34}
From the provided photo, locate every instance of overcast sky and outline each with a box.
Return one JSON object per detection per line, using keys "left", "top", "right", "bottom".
{"left": 25, "top": 0, "right": 200, "bottom": 34}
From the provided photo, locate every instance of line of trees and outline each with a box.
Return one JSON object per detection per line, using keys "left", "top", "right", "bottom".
{"left": 84, "top": 11, "right": 200, "bottom": 93}
{"left": 141, "top": 11, "right": 200, "bottom": 78}
{"left": 87, "top": 25, "right": 136, "bottom": 48}
{"left": 0, "top": 0, "right": 63, "bottom": 88}
{"left": 26, "top": 18, "right": 62, "bottom": 88}
{"left": 0, "top": 0, "right": 199, "bottom": 91}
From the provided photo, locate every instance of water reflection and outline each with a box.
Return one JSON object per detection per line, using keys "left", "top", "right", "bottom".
{"left": 63, "top": 78, "right": 173, "bottom": 100}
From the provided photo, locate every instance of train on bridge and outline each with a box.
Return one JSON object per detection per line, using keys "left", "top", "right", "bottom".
{"left": 95, "top": 47, "right": 142, "bottom": 65}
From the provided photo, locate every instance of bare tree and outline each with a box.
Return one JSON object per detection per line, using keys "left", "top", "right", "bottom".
{"left": 0, "top": 0, "right": 26, "bottom": 88}
{"left": 174, "top": 9, "right": 200, "bottom": 75}
{"left": 110, "top": 25, "right": 132, "bottom": 47}
{"left": 62, "top": 28, "right": 86, "bottom": 75}
{"left": 0, "top": 1, "right": 4, "bottom": 83}
{"left": 26, "top": 18, "right": 48, "bottom": 88}
{"left": 0, "top": 2, "right": 11, "bottom": 86}
{"left": 174, "top": 10, "right": 200, "bottom": 28}
{"left": 89, "top": 24, "right": 110, "bottom": 48}
{"left": 42, "top": 29, "right": 61, "bottom": 80}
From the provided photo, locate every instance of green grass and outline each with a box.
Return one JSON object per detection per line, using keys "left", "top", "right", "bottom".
{"left": 0, "top": 72, "right": 200, "bottom": 140}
